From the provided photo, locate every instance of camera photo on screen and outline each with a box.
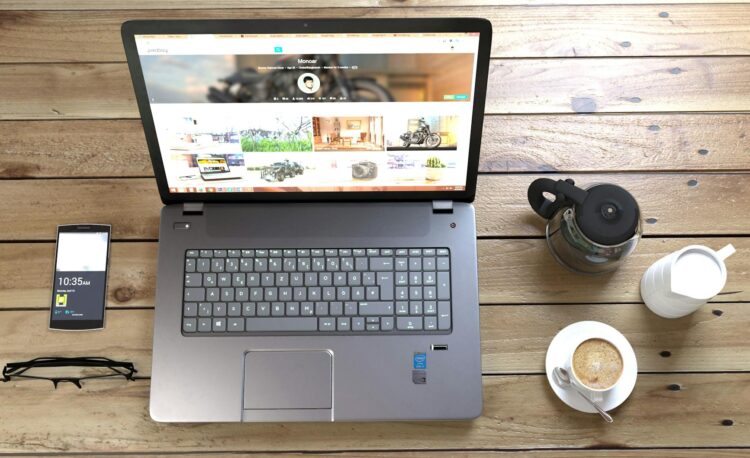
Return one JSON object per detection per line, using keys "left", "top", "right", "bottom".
{"left": 140, "top": 53, "right": 474, "bottom": 103}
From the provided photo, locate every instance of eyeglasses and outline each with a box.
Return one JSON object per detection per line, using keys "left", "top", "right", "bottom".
{"left": 2, "top": 357, "right": 137, "bottom": 388}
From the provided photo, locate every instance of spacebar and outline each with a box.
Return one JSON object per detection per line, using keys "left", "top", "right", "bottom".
{"left": 245, "top": 318, "right": 318, "bottom": 332}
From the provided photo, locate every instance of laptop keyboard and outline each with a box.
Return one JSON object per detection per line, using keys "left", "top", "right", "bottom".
{"left": 181, "top": 248, "right": 452, "bottom": 335}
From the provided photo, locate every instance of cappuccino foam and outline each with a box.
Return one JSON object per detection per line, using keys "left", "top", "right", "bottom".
{"left": 572, "top": 338, "right": 623, "bottom": 390}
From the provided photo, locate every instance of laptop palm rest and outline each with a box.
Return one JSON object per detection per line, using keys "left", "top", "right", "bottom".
{"left": 242, "top": 350, "right": 333, "bottom": 421}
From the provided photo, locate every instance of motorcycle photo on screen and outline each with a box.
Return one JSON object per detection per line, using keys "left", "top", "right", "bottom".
{"left": 207, "top": 54, "right": 394, "bottom": 103}
{"left": 400, "top": 117, "right": 442, "bottom": 149}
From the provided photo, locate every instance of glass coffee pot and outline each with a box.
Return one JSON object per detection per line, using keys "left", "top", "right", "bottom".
{"left": 527, "top": 178, "right": 642, "bottom": 274}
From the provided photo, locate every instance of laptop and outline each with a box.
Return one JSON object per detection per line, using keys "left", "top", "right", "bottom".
{"left": 122, "top": 18, "right": 492, "bottom": 422}
{"left": 196, "top": 156, "right": 243, "bottom": 181}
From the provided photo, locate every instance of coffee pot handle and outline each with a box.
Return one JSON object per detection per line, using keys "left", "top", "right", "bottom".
{"left": 528, "top": 178, "right": 589, "bottom": 219}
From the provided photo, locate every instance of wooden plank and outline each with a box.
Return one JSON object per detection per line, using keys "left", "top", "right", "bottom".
{"left": 479, "top": 114, "right": 750, "bottom": 173}
{"left": 3, "top": 302, "right": 748, "bottom": 378}
{"left": 0, "top": 243, "right": 157, "bottom": 309}
{"left": 477, "top": 237, "right": 750, "bottom": 304}
{"left": 53, "top": 452, "right": 750, "bottom": 458}
{"left": 2, "top": 174, "right": 749, "bottom": 240}
{"left": 1, "top": 0, "right": 747, "bottom": 10}
{"left": 3, "top": 6, "right": 750, "bottom": 63}
{"left": 3, "top": 58, "right": 750, "bottom": 120}
{"left": 480, "top": 303, "right": 750, "bottom": 374}
{"left": 0, "top": 309, "right": 154, "bottom": 375}
{"left": 487, "top": 57, "right": 750, "bottom": 114}
{"left": 0, "top": 374, "right": 748, "bottom": 452}
{"left": 0, "top": 120, "right": 153, "bottom": 178}
{"left": 3, "top": 114, "right": 749, "bottom": 178}
{"left": 1, "top": 237, "right": 747, "bottom": 310}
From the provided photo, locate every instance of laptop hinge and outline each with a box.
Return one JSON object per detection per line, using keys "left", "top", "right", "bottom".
{"left": 432, "top": 200, "right": 453, "bottom": 214}
{"left": 182, "top": 202, "right": 204, "bottom": 215}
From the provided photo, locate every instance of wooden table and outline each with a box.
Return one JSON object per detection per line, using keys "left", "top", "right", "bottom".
{"left": 1, "top": 1, "right": 749, "bottom": 456}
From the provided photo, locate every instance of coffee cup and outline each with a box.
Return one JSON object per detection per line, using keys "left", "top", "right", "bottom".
{"left": 641, "top": 244, "right": 735, "bottom": 319}
{"left": 565, "top": 336, "right": 625, "bottom": 403}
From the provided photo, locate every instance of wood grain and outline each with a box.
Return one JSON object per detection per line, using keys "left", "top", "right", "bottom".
{"left": 3, "top": 6, "right": 750, "bottom": 62}
{"left": 2, "top": 114, "right": 748, "bottom": 178}
{"left": 479, "top": 114, "right": 750, "bottom": 173}
{"left": 3, "top": 302, "right": 748, "bottom": 377}
{"left": 1, "top": 0, "right": 746, "bottom": 9}
{"left": 2, "top": 174, "right": 748, "bottom": 240}
{"left": 0, "top": 374, "right": 748, "bottom": 453}
{"left": 47, "top": 452, "right": 750, "bottom": 458}
{"left": 1, "top": 238, "right": 747, "bottom": 310}
{"left": 3, "top": 58, "right": 750, "bottom": 120}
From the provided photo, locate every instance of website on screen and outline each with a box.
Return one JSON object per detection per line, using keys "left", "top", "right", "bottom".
{"left": 135, "top": 33, "right": 480, "bottom": 193}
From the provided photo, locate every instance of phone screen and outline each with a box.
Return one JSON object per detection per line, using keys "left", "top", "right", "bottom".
{"left": 49, "top": 225, "right": 111, "bottom": 330}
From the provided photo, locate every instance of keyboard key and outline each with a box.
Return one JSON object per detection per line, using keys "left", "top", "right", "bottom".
{"left": 424, "top": 316, "right": 437, "bottom": 330}
{"left": 227, "top": 302, "right": 241, "bottom": 316}
{"left": 199, "top": 250, "right": 212, "bottom": 258}
{"left": 257, "top": 302, "right": 270, "bottom": 316}
{"left": 226, "top": 259, "right": 239, "bottom": 272}
{"left": 396, "top": 301, "right": 409, "bottom": 315}
{"left": 437, "top": 248, "right": 449, "bottom": 256}
{"left": 246, "top": 273, "right": 260, "bottom": 286}
{"left": 424, "top": 301, "right": 437, "bottom": 315}
{"left": 352, "top": 317, "right": 365, "bottom": 331}
{"left": 228, "top": 318, "right": 244, "bottom": 331}
{"left": 395, "top": 258, "right": 408, "bottom": 271}
{"left": 319, "top": 317, "right": 336, "bottom": 331}
{"left": 370, "top": 257, "right": 394, "bottom": 271}
{"left": 381, "top": 316, "right": 394, "bottom": 331}
{"left": 212, "top": 318, "right": 226, "bottom": 332}
{"left": 329, "top": 301, "right": 343, "bottom": 316}
{"left": 197, "top": 259, "right": 210, "bottom": 272}
{"left": 198, "top": 318, "right": 212, "bottom": 332}
{"left": 410, "top": 301, "right": 422, "bottom": 315}
{"left": 366, "top": 323, "right": 380, "bottom": 331}
{"left": 301, "top": 302, "right": 314, "bottom": 316}
{"left": 213, "top": 250, "right": 227, "bottom": 258}
{"left": 242, "top": 302, "right": 256, "bottom": 316}
{"left": 228, "top": 250, "right": 241, "bottom": 258}
{"left": 437, "top": 257, "right": 450, "bottom": 270}
{"left": 423, "top": 249, "right": 435, "bottom": 256}
{"left": 286, "top": 302, "right": 299, "bottom": 316}
{"left": 218, "top": 273, "right": 231, "bottom": 287}
{"left": 272, "top": 302, "right": 284, "bottom": 316}
{"left": 246, "top": 317, "right": 318, "bottom": 332}
{"left": 423, "top": 257, "right": 436, "bottom": 270}
{"left": 183, "top": 302, "right": 197, "bottom": 317}
{"left": 183, "top": 318, "right": 197, "bottom": 333}
{"left": 337, "top": 317, "right": 351, "bottom": 331}
{"left": 438, "top": 272, "right": 451, "bottom": 299}
{"left": 184, "top": 288, "right": 205, "bottom": 302}
{"left": 185, "top": 259, "right": 196, "bottom": 272}
{"left": 213, "top": 302, "right": 226, "bottom": 316}
{"left": 198, "top": 302, "right": 212, "bottom": 317}
{"left": 315, "top": 302, "right": 328, "bottom": 316}
{"left": 438, "top": 301, "right": 451, "bottom": 330}
{"left": 211, "top": 258, "right": 225, "bottom": 272}
{"left": 409, "top": 248, "right": 422, "bottom": 256}
{"left": 397, "top": 316, "right": 423, "bottom": 330}
{"left": 409, "top": 257, "right": 422, "bottom": 271}
{"left": 186, "top": 250, "right": 199, "bottom": 258}
{"left": 358, "top": 301, "right": 394, "bottom": 315}
{"left": 204, "top": 273, "right": 217, "bottom": 287}
{"left": 366, "top": 286, "right": 379, "bottom": 300}
{"left": 344, "top": 302, "right": 357, "bottom": 316}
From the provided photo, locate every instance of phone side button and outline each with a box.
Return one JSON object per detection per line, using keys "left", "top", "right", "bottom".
{"left": 183, "top": 318, "right": 197, "bottom": 333}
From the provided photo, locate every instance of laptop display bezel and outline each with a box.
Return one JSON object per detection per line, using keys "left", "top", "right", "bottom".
{"left": 121, "top": 18, "right": 492, "bottom": 204}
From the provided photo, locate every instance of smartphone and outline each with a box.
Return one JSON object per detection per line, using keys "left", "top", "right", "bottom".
{"left": 49, "top": 224, "right": 111, "bottom": 331}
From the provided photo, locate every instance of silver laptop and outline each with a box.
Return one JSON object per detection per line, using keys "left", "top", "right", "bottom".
{"left": 122, "top": 18, "right": 492, "bottom": 422}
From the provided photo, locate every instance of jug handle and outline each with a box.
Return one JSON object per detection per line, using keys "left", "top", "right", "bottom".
{"left": 527, "top": 178, "right": 588, "bottom": 219}
{"left": 717, "top": 244, "right": 736, "bottom": 261}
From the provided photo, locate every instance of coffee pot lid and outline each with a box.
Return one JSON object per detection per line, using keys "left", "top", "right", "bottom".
{"left": 574, "top": 184, "right": 640, "bottom": 246}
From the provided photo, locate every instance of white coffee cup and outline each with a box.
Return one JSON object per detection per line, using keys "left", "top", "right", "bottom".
{"left": 565, "top": 335, "right": 625, "bottom": 403}
{"left": 640, "top": 244, "right": 735, "bottom": 318}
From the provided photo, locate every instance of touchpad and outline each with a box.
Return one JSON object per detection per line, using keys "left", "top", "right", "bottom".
{"left": 243, "top": 350, "right": 332, "bottom": 410}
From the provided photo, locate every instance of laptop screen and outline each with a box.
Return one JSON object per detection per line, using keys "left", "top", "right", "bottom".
{"left": 134, "top": 32, "right": 481, "bottom": 194}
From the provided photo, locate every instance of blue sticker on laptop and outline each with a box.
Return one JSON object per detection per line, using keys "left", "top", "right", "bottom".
{"left": 413, "top": 352, "right": 427, "bottom": 369}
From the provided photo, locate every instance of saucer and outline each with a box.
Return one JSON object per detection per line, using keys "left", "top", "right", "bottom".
{"left": 545, "top": 321, "right": 637, "bottom": 414}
